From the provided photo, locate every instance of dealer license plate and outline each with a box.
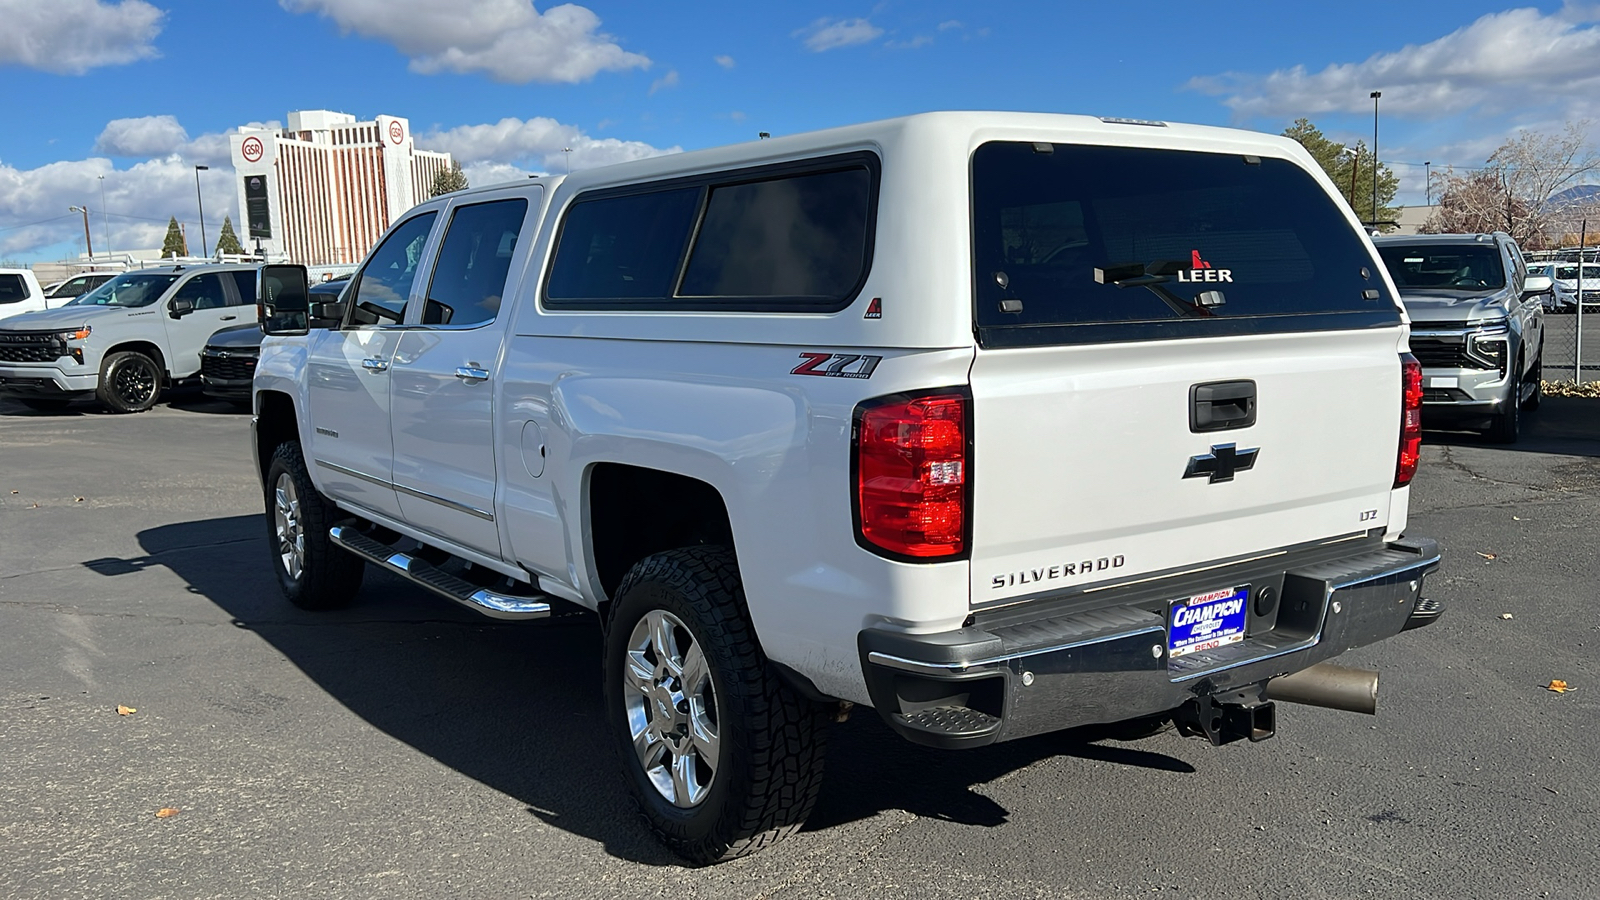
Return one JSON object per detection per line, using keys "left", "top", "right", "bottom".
{"left": 1168, "top": 585, "right": 1249, "bottom": 663}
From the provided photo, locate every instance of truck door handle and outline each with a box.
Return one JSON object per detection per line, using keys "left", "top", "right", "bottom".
{"left": 361, "top": 358, "right": 390, "bottom": 373}
{"left": 1190, "top": 380, "right": 1256, "bottom": 433}
{"left": 454, "top": 366, "right": 490, "bottom": 382}
{"left": 220, "top": 315, "right": 237, "bottom": 321}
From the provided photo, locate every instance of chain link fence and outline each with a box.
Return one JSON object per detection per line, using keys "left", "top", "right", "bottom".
{"left": 1541, "top": 305, "right": 1597, "bottom": 384}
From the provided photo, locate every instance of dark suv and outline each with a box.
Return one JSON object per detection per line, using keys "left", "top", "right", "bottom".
{"left": 1373, "top": 232, "right": 1547, "bottom": 443}
{"left": 201, "top": 275, "right": 349, "bottom": 403}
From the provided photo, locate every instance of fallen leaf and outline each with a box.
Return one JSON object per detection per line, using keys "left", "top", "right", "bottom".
{"left": 1513, "top": 516, "right": 1522, "bottom": 521}
{"left": 8, "top": 490, "right": 16, "bottom": 494}
{"left": 1476, "top": 551, "right": 1497, "bottom": 560}
{"left": 1548, "top": 680, "right": 1569, "bottom": 693}
{"left": 155, "top": 807, "right": 179, "bottom": 818}
{"left": 1499, "top": 613, "right": 1514, "bottom": 620}
{"left": 74, "top": 497, "right": 84, "bottom": 503}
{"left": 116, "top": 705, "right": 136, "bottom": 716}
{"left": 28, "top": 503, "right": 38, "bottom": 509}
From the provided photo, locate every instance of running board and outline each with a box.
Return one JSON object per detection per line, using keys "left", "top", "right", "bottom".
{"left": 328, "top": 525, "right": 551, "bottom": 620}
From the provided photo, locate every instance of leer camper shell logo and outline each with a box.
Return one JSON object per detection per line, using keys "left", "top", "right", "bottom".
{"left": 1177, "top": 250, "right": 1232, "bottom": 283}
{"left": 241, "top": 136, "right": 264, "bottom": 163}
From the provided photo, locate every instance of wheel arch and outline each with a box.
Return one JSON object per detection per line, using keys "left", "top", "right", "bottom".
{"left": 103, "top": 341, "right": 168, "bottom": 380}
{"left": 585, "top": 462, "right": 735, "bottom": 613}
{"left": 255, "top": 390, "right": 301, "bottom": 486}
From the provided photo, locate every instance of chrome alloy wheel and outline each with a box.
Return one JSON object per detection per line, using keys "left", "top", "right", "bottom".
{"left": 623, "top": 609, "right": 720, "bottom": 808}
{"left": 273, "top": 472, "right": 305, "bottom": 581}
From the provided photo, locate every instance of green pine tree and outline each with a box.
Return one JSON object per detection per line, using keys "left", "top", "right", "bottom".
{"left": 430, "top": 160, "right": 470, "bottom": 197}
{"left": 216, "top": 216, "right": 245, "bottom": 255}
{"left": 1282, "top": 118, "right": 1401, "bottom": 229}
{"left": 161, "top": 217, "right": 186, "bottom": 258}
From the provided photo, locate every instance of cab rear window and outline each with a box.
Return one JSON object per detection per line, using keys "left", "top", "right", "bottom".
{"left": 971, "top": 142, "right": 1400, "bottom": 346}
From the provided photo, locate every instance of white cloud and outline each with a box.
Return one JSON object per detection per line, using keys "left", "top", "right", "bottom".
{"left": 280, "top": 0, "right": 650, "bottom": 84}
{"left": 418, "top": 116, "right": 678, "bottom": 173}
{"left": 0, "top": 0, "right": 164, "bottom": 75}
{"left": 937, "top": 20, "right": 963, "bottom": 31}
{"left": 797, "top": 17, "right": 883, "bottom": 52}
{"left": 0, "top": 155, "right": 239, "bottom": 259}
{"left": 1187, "top": 5, "right": 1600, "bottom": 120}
{"left": 94, "top": 116, "right": 189, "bottom": 157}
{"left": 460, "top": 161, "right": 538, "bottom": 188}
{"left": 649, "top": 69, "right": 679, "bottom": 95}
{"left": 714, "top": 54, "right": 735, "bottom": 69}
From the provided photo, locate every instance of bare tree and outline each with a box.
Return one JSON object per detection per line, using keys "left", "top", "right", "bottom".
{"left": 1424, "top": 123, "right": 1600, "bottom": 248}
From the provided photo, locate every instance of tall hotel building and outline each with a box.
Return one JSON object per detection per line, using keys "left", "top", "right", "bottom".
{"left": 229, "top": 110, "right": 454, "bottom": 265}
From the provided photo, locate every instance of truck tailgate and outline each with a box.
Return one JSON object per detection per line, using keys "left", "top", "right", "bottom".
{"left": 968, "top": 328, "right": 1404, "bottom": 604}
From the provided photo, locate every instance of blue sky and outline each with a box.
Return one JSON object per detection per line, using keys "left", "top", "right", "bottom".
{"left": 3, "top": 0, "right": 1597, "bottom": 262}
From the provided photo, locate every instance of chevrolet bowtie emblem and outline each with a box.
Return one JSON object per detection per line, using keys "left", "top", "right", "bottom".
{"left": 1184, "top": 443, "right": 1259, "bottom": 484}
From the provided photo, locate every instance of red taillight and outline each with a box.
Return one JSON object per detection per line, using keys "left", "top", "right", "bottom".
{"left": 1396, "top": 353, "right": 1423, "bottom": 487}
{"left": 855, "top": 392, "right": 968, "bottom": 558}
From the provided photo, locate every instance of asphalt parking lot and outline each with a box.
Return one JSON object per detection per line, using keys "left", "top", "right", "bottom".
{"left": 3, "top": 389, "right": 1598, "bottom": 900}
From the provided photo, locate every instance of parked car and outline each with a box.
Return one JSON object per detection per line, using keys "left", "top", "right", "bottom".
{"left": 1373, "top": 232, "right": 1545, "bottom": 442}
{"left": 201, "top": 276, "right": 348, "bottom": 403}
{"left": 0, "top": 264, "right": 258, "bottom": 413}
{"left": 48, "top": 272, "right": 117, "bottom": 302}
{"left": 0, "top": 268, "right": 52, "bottom": 321}
{"left": 252, "top": 111, "right": 1442, "bottom": 863}
{"left": 1525, "top": 263, "right": 1578, "bottom": 312}
{"left": 1548, "top": 261, "right": 1600, "bottom": 311}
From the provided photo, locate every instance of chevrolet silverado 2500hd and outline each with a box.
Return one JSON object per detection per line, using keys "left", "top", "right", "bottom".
{"left": 249, "top": 112, "right": 1443, "bottom": 864}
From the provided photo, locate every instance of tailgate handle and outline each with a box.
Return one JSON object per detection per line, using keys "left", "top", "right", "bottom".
{"left": 1190, "top": 380, "right": 1256, "bottom": 433}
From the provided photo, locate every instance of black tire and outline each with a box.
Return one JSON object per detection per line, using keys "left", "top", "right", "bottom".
{"left": 95, "top": 350, "right": 162, "bottom": 413}
{"left": 1486, "top": 364, "right": 1521, "bottom": 444}
{"left": 1521, "top": 347, "right": 1542, "bottom": 412}
{"left": 19, "top": 398, "right": 72, "bottom": 412}
{"left": 263, "top": 441, "right": 364, "bottom": 610}
{"left": 603, "top": 547, "right": 829, "bottom": 865}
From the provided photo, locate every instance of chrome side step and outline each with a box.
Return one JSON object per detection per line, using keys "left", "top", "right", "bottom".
{"left": 328, "top": 525, "right": 551, "bottom": 620}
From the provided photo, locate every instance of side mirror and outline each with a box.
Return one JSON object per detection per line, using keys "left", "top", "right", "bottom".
{"left": 258, "top": 263, "right": 310, "bottom": 335}
{"left": 1523, "top": 274, "right": 1553, "bottom": 295}
{"left": 169, "top": 297, "right": 194, "bottom": 319}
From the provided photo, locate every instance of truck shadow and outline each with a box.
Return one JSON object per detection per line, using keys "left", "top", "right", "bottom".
{"left": 92, "top": 515, "right": 1196, "bottom": 865}
{"left": 1423, "top": 396, "right": 1600, "bottom": 458}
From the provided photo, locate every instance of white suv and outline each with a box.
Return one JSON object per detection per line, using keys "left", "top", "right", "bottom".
{"left": 0, "top": 264, "right": 257, "bottom": 412}
{"left": 250, "top": 112, "right": 1442, "bottom": 863}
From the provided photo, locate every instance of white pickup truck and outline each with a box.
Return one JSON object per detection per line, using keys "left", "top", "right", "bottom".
{"left": 250, "top": 111, "right": 1443, "bottom": 864}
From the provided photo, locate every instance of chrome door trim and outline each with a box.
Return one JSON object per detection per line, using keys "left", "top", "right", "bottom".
{"left": 393, "top": 481, "right": 495, "bottom": 522}
{"left": 315, "top": 458, "right": 496, "bottom": 522}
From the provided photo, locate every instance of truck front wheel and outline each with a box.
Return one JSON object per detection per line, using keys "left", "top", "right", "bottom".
{"left": 96, "top": 350, "right": 161, "bottom": 413}
{"left": 603, "top": 547, "right": 829, "bottom": 865}
{"left": 264, "top": 441, "right": 364, "bottom": 609}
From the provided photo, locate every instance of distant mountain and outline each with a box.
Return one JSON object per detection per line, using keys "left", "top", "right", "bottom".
{"left": 1548, "top": 184, "right": 1600, "bottom": 208}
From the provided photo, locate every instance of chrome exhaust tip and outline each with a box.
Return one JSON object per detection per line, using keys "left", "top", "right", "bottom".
{"left": 1265, "top": 662, "right": 1380, "bottom": 715}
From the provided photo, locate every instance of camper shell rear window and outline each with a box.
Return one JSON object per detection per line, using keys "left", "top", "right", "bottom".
{"left": 971, "top": 141, "right": 1401, "bottom": 347}
{"left": 543, "top": 153, "right": 878, "bottom": 312}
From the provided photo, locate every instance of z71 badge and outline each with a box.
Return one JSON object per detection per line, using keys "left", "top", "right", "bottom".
{"left": 791, "top": 352, "right": 882, "bottom": 379}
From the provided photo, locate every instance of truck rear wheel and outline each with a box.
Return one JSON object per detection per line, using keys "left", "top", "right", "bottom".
{"left": 603, "top": 547, "right": 829, "bottom": 865}
{"left": 264, "top": 441, "right": 364, "bottom": 609}
{"left": 96, "top": 350, "right": 161, "bottom": 413}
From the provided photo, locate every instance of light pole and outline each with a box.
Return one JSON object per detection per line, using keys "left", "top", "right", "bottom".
{"left": 1340, "top": 146, "right": 1360, "bottom": 210}
{"left": 68, "top": 206, "right": 94, "bottom": 259}
{"left": 98, "top": 174, "right": 111, "bottom": 259}
{"left": 562, "top": 147, "right": 572, "bottom": 174}
{"left": 193, "top": 164, "right": 210, "bottom": 259}
{"left": 1370, "top": 91, "right": 1382, "bottom": 226}
{"left": 1424, "top": 161, "right": 1432, "bottom": 207}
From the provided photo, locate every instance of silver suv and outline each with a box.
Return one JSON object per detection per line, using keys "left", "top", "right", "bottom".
{"left": 1373, "top": 233, "right": 1546, "bottom": 443}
